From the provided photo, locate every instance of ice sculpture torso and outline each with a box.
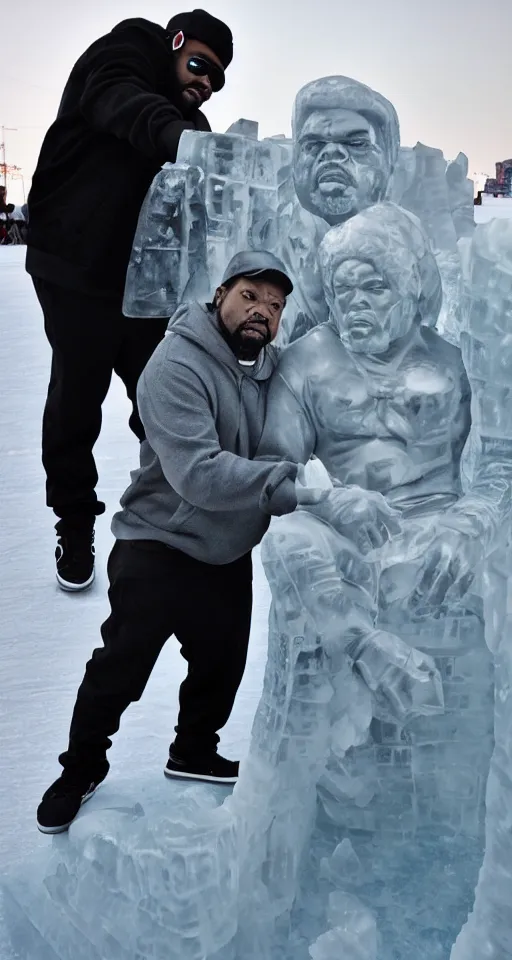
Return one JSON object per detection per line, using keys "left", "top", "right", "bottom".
{"left": 273, "top": 322, "right": 469, "bottom": 509}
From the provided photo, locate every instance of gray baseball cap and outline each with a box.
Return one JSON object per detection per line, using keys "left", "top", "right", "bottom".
{"left": 220, "top": 250, "right": 294, "bottom": 296}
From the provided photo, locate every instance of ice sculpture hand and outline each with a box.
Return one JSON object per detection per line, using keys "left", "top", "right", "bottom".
{"left": 348, "top": 630, "right": 444, "bottom": 723}
{"left": 408, "top": 523, "right": 483, "bottom": 613}
{"left": 295, "top": 458, "right": 333, "bottom": 505}
{"left": 309, "top": 486, "right": 401, "bottom": 556}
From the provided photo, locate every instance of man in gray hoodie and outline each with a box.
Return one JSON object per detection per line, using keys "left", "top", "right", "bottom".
{"left": 36, "top": 251, "right": 300, "bottom": 834}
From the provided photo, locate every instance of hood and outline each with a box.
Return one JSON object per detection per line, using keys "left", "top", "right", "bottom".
{"left": 110, "top": 19, "right": 209, "bottom": 127}
{"left": 112, "top": 18, "right": 169, "bottom": 43}
{"left": 166, "top": 302, "right": 278, "bottom": 381}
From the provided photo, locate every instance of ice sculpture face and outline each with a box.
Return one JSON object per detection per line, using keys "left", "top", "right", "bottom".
{"left": 293, "top": 109, "right": 388, "bottom": 224}
{"left": 327, "top": 258, "right": 414, "bottom": 354}
{"left": 319, "top": 201, "right": 444, "bottom": 337}
{"left": 292, "top": 77, "right": 400, "bottom": 226}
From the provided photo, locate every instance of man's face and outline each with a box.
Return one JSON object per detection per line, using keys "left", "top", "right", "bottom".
{"left": 293, "top": 109, "right": 390, "bottom": 225}
{"left": 216, "top": 276, "right": 286, "bottom": 360}
{"left": 330, "top": 259, "right": 415, "bottom": 354}
{"left": 174, "top": 39, "right": 224, "bottom": 111}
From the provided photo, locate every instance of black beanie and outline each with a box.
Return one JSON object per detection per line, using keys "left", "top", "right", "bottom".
{"left": 166, "top": 9, "right": 233, "bottom": 69}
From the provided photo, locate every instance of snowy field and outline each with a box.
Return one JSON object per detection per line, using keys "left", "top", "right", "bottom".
{"left": 0, "top": 244, "right": 270, "bottom": 879}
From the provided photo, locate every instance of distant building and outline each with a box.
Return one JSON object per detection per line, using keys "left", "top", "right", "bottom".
{"left": 483, "top": 159, "right": 512, "bottom": 197}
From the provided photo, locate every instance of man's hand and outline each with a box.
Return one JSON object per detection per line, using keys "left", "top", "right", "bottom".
{"left": 309, "top": 486, "right": 401, "bottom": 556}
{"left": 407, "top": 524, "right": 483, "bottom": 613}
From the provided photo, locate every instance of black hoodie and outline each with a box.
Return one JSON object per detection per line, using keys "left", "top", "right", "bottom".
{"left": 26, "top": 18, "right": 210, "bottom": 299}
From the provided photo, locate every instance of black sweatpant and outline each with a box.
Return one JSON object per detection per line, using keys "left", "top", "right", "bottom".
{"left": 34, "top": 278, "right": 168, "bottom": 520}
{"left": 59, "top": 540, "right": 253, "bottom": 777}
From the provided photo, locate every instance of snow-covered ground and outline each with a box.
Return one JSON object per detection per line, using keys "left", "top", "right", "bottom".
{"left": 0, "top": 245, "right": 270, "bottom": 877}
{"left": 474, "top": 196, "right": 512, "bottom": 223}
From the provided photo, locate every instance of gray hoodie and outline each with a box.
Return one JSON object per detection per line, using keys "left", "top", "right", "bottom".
{"left": 111, "top": 302, "right": 299, "bottom": 564}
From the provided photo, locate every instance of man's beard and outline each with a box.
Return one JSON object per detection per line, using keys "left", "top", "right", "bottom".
{"left": 179, "top": 82, "right": 207, "bottom": 116}
{"left": 295, "top": 165, "right": 388, "bottom": 224}
{"left": 219, "top": 314, "right": 271, "bottom": 361}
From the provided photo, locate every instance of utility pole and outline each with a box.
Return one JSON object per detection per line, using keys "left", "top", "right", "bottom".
{"left": 1, "top": 127, "right": 18, "bottom": 188}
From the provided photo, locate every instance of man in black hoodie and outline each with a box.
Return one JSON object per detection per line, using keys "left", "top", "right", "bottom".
{"left": 26, "top": 10, "right": 233, "bottom": 592}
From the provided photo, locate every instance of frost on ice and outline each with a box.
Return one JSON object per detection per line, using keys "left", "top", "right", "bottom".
{"left": 3, "top": 79, "right": 512, "bottom": 960}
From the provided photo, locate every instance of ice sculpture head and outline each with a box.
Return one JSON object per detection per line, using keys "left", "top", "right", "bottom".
{"left": 319, "top": 202, "right": 442, "bottom": 354}
{"left": 292, "top": 77, "right": 400, "bottom": 226}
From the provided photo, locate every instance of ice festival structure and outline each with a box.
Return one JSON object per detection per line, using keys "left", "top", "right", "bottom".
{"left": 2, "top": 75, "right": 512, "bottom": 960}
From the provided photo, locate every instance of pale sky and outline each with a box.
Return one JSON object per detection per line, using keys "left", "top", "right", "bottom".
{"left": 2, "top": 0, "right": 511, "bottom": 203}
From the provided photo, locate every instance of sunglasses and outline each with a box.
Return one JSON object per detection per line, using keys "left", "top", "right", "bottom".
{"left": 186, "top": 56, "right": 225, "bottom": 93}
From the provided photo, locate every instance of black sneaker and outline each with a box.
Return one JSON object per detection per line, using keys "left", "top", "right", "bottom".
{"left": 164, "top": 751, "right": 239, "bottom": 784}
{"left": 37, "top": 770, "right": 106, "bottom": 834}
{"left": 55, "top": 518, "right": 95, "bottom": 592}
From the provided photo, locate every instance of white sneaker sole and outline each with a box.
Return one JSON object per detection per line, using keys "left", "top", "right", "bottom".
{"left": 37, "top": 785, "right": 98, "bottom": 835}
{"left": 56, "top": 568, "right": 95, "bottom": 592}
{"left": 163, "top": 765, "right": 238, "bottom": 785}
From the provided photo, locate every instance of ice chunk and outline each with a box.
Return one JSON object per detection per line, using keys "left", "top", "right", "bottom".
{"left": 124, "top": 127, "right": 293, "bottom": 318}
{"left": 309, "top": 894, "right": 377, "bottom": 959}
{"left": 319, "top": 839, "right": 365, "bottom": 887}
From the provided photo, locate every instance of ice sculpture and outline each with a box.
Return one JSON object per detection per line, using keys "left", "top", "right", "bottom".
{"left": 390, "top": 143, "right": 475, "bottom": 345}
{"left": 123, "top": 122, "right": 294, "bottom": 318}
{"left": 123, "top": 75, "right": 474, "bottom": 353}
{"left": 450, "top": 219, "right": 512, "bottom": 960}
{"left": 279, "top": 77, "right": 400, "bottom": 342}
{"left": 123, "top": 75, "right": 401, "bottom": 337}
{"left": 257, "top": 201, "right": 503, "bottom": 956}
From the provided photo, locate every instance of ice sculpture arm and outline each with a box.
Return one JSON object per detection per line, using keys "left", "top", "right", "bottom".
{"left": 308, "top": 486, "right": 401, "bottom": 555}
{"left": 440, "top": 442, "right": 511, "bottom": 550}
{"left": 79, "top": 24, "right": 206, "bottom": 161}
{"left": 137, "top": 360, "right": 299, "bottom": 515}
{"left": 256, "top": 371, "right": 316, "bottom": 465}
{"left": 411, "top": 378, "right": 512, "bottom": 610}
{"left": 257, "top": 369, "right": 400, "bottom": 551}
{"left": 410, "top": 455, "right": 511, "bottom": 611}
{"left": 438, "top": 348, "right": 511, "bottom": 550}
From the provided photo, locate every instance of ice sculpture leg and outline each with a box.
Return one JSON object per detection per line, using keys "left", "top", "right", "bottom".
{"left": 228, "top": 510, "right": 443, "bottom": 959}
{"left": 309, "top": 524, "right": 494, "bottom": 959}
{"left": 223, "top": 512, "right": 343, "bottom": 957}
